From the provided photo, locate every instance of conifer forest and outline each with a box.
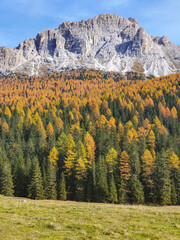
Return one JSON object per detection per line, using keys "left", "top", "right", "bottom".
{"left": 0, "top": 69, "right": 180, "bottom": 205}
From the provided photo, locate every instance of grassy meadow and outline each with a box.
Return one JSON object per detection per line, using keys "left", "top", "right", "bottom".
{"left": 0, "top": 195, "right": 179, "bottom": 240}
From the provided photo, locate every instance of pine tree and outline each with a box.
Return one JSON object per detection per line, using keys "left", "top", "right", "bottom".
{"left": 58, "top": 172, "right": 67, "bottom": 200}
{"left": 28, "top": 157, "right": 44, "bottom": 199}
{"left": 1, "top": 162, "right": 14, "bottom": 196}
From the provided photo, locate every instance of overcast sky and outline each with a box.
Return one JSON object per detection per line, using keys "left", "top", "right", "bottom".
{"left": 0, "top": 0, "right": 180, "bottom": 48}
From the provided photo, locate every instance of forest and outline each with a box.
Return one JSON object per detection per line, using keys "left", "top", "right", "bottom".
{"left": 0, "top": 69, "right": 180, "bottom": 205}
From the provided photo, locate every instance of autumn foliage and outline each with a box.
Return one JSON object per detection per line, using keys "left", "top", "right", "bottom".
{"left": 0, "top": 69, "right": 180, "bottom": 204}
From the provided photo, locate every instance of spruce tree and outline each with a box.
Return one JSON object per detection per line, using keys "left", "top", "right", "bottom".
{"left": 86, "top": 169, "right": 93, "bottom": 202}
{"left": 171, "top": 180, "right": 177, "bottom": 205}
{"left": 108, "top": 174, "right": 117, "bottom": 203}
{"left": 28, "top": 157, "right": 44, "bottom": 199}
{"left": 45, "top": 161, "right": 57, "bottom": 199}
{"left": 129, "top": 174, "right": 144, "bottom": 204}
{"left": 58, "top": 172, "right": 67, "bottom": 200}
{"left": 13, "top": 158, "right": 27, "bottom": 197}
{"left": 118, "top": 178, "right": 128, "bottom": 203}
{"left": 156, "top": 151, "right": 171, "bottom": 205}
{"left": 174, "top": 169, "right": 180, "bottom": 204}
{"left": 130, "top": 145, "right": 141, "bottom": 177}
{"left": 0, "top": 155, "right": 3, "bottom": 193}
{"left": 1, "top": 162, "right": 14, "bottom": 196}
{"left": 95, "top": 155, "right": 108, "bottom": 202}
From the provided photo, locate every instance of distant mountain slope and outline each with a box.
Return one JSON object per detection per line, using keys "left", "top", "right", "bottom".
{"left": 0, "top": 13, "right": 180, "bottom": 76}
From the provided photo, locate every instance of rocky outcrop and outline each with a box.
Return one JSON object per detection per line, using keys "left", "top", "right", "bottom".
{"left": 0, "top": 13, "right": 180, "bottom": 76}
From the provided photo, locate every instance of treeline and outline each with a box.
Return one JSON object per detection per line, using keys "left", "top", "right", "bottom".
{"left": 0, "top": 69, "right": 180, "bottom": 205}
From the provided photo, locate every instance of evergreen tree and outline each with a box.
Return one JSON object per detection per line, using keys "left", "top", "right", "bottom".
{"left": 28, "top": 157, "right": 44, "bottom": 199}
{"left": 45, "top": 160, "right": 57, "bottom": 199}
{"left": 86, "top": 168, "right": 93, "bottom": 202}
{"left": 129, "top": 174, "right": 144, "bottom": 204}
{"left": 1, "top": 162, "right": 14, "bottom": 196}
{"left": 118, "top": 178, "right": 128, "bottom": 203}
{"left": 174, "top": 169, "right": 180, "bottom": 204}
{"left": 56, "top": 132, "right": 68, "bottom": 171}
{"left": 129, "top": 145, "right": 141, "bottom": 177}
{"left": 108, "top": 174, "right": 117, "bottom": 203}
{"left": 95, "top": 155, "right": 109, "bottom": 202}
{"left": 13, "top": 158, "right": 27, "bottom": 197}
{"left": 171, "top": 180, "right": 177, "bottom": 205}
{"left": 0, "top": 155, "right": 3, "bottom": 193}
{"left": 155, "top": 151, "right": 171, "bottom": 205}
{"left": 58, "top": 172, "right": 67, "bottom": 200}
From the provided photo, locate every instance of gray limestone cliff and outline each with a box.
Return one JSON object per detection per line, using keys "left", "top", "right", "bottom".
{"left": 0, "top": 13, "right": 180, "bottom": 76}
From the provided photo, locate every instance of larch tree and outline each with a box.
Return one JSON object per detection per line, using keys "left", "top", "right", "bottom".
{"left": 119, "top": 151, "right": 131, "bottom": 181}
{"left": 105, "top": 148, "right": 118, "bottom": 173}
{"left": 141, "top": 149, "right": 155, "bottom": 202}
{"left": 85, "top": 132, "right": 96, "bottom": 167}
{"left": 49, "top": 146, "right": 59, "bottom": 169}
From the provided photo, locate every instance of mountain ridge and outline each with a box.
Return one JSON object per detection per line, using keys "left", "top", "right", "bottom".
{"left": 0, "top": 13, "right": 180, "bottom": 77}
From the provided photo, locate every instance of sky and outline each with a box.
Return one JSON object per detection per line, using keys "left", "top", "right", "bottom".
{"left": 0, "top": 0, "right": 180, "bottom": 48}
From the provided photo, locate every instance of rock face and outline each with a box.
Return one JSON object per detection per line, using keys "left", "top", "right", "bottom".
{"left": 0, "top": 13, "right": 180, "bottom": 76}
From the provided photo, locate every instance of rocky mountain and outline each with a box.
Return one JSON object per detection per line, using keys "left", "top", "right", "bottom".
{"left": 0, "top": 13, "right": 180, "bottom": 77}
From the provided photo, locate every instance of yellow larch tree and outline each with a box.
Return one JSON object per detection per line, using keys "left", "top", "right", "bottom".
{"left": 119, "top": 151, "right": 131, "bottom": 181}
{"left": 84, "top": 132, "right": 96, "bottom": 167}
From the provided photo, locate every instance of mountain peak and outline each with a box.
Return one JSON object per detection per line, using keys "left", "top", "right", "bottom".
{"left": 0, "top": 14, "right": 180, "bottom": 77}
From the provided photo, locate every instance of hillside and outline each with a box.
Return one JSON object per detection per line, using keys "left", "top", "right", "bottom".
{"left": 0, "top": 70, "right": 180, "bottom": 205}
{"left": 0, "top": 195, "right": 180, "bottom": 239}
{"left": 0, "top": 13, "right": 180, "bottom": 77}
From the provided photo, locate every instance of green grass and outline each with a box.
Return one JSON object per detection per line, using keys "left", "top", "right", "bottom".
{"left": 0, "top": 195, "right": 180, "bottom": 239}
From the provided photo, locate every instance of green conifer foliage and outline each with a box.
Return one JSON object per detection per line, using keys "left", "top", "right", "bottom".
{"left": 171, "top": 180, "right": 177, "bottom": 205}
{"left": 28, "top": 157, "right": 44, "bottom": 199}
{"left": 95, "top": 155, "right": 109, "bottom": 202}
{"left": 156, "top": 151, "right": 171, "bottom": 205}
{"left": 1, "top": 162, "right": 14, "bottom": 196}
{"left": 45, "top": 161, "right": 57, "bottom": 199}
{"left": 129, "top": 174, "right": 144, "bottom": 204}
{"left": 58, "top": 172, "right": 67, "bottom": 200}
{"left": 118, "top": 178, "right": 128, "bottom": 203}
{"left": 108, "top": 174, "right": 118, "bottom": 203}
